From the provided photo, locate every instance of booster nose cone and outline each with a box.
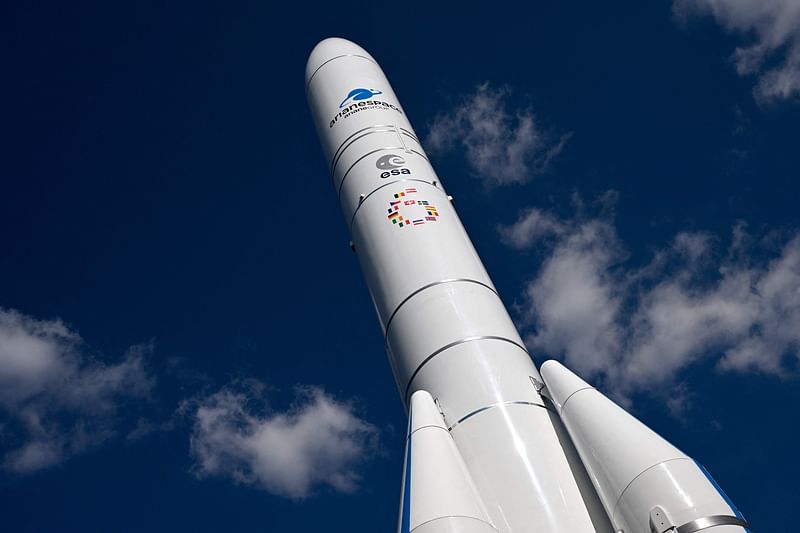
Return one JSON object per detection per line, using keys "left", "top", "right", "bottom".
{"left": 400, "top": 390, "right": 496, "bottom": 533}
{"left": 540, "top": 360, "right": 593, "bottom": 414}
{"left": 408, "top": 390, "right": 447, "bottom": 432}
{"left": 305, "top": 37, "right": 377, "bottom": 88}
{"left": 539, "top": 360, "right": 751, "bottom": 533}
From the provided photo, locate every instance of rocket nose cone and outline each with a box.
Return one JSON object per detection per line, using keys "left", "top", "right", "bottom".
{"left": 305, "top": 37, "right": 377, "bottom": 87}
{"left": 540, "top": 360, "right": 594, "bottom": 414}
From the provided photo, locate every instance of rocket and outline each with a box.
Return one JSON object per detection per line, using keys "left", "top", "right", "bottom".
{"left": 305, "top": 38, "right": 752, "bottom": 533}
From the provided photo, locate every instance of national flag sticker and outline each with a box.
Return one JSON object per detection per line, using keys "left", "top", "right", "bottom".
{"left": 386, "top": 188, "right": 440, "bottom": 229}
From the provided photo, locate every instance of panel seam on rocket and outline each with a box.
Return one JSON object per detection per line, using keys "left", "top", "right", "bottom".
{"left": 348, "top": 177, "right": 440, "bottom": 231}
{"left": 610, "top": 457, "right": 690, "bottom": 522}
{"left": 447, "top": 401, "right": 551, "bottom": 432}
{"left": 337, "top": 148, "right": 428, "bottom": 203}
{"left": 330, "top": 125, "right": 421, "bottom": 174}
{"left": 305, "top": 53, "right": 378, "bottom": 92}
{"left": 382, "top": 278, "right": 499, "bottom": 340}
{"left": 403, "top": 336, "right": 530, "bottom": 404}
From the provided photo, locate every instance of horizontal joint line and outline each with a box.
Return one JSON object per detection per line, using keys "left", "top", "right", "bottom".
{"left": 306, "top": 54, "right": 377, "bottom": 91}
{"left": 404, "top": 336, "right": 529, "bottom": 404}
{"left": 348, "top": 177, "right": 438, "bottom": 231}
{"left": 336, "top": 147, "right": 428, "bottom": 203}
{"left": 448, "top": 401, "right": 547, "bottom": 431}
{"left": 676, "top": 515, "right": 752, "bottom": 533}
{"left": 383, "top": 278, "right": 498, "bottom": 343}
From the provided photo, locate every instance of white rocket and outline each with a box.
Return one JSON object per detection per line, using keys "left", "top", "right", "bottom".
{"left": 305, "top": 37, "right": 752, "bottom": 533}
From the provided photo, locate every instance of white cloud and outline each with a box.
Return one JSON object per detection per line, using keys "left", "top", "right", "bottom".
{"left": 426, "top": 83, "right": 569, "bottom": 187}
{"left": 674, "top": 0, "right": 800, "bottom": 103}
{"left": 499, "top": 208, "right": 567, "bottom": 249}
{"left": 501, "top": 202, "right": 800, "bottom": 410}
{"left": 521, "top": 218, "right": 626, "bottom": 379}
{"left": 0, "top": 308, "right": 154, "bottom": 473}
{"left": 186, "top": 381, "right": 379, "bottom": 500}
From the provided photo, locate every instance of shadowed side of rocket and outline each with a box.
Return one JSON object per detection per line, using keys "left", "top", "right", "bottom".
{"left": 305, "top": 37, "right": 752, "bottom": 533}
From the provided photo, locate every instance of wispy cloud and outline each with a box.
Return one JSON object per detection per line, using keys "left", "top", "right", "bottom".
{"left": 0, "top": 308, "right": 154, "bottom": 473}
{"left": 185, "top": 381, "right": 379, "bottom": 500}
{"left": 499, "top": 208, "right": 568, "bottom": 249}
{"left": 674, "top": 0, "right": 800, "bottom": 104}
{"left": 426, "top": 83, "right": 569, "bottom": 187}
{"left": 500, "top": 198, "right": 800, "bottom": 413}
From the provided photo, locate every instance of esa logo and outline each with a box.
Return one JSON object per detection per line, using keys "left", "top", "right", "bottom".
{"left": 376, "top": 154, "right": 411, "bottom": 178}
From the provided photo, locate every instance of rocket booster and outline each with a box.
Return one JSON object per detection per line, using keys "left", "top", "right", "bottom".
{"left": 305, "top": 38, "right": 750, "bottom": 533}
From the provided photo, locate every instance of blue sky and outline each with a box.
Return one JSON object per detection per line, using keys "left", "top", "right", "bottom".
{"left": 1, "top": 1, "right": 798, "bottom": 532}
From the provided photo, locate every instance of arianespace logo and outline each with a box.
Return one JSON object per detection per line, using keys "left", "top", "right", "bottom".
{"left": 329, "top": 87, "right": 403, "bottom": 128}
{"left": 339, "top": 88, "right": 382, "bottom": 108}
{"left": 376, "top": 154, "right": 412, "bottom": 178}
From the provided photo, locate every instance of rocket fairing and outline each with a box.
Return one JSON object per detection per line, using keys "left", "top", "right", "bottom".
{"left": 305, "top": 38, "right": 751, "bottom": 533}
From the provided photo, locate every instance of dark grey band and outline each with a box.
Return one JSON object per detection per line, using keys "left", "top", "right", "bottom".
{"left": 409, "top": 515, "right": 498, "bottom": 533}
{"left": 306, "top": 54, "right": 377, "bottom": 90}
{"left": 558, "top": 386, "right": 594, "bottom": 413}
{"left": 382, "top": 278, "right": 498, "bottom": 343}
{"left": 398, "top": 126, "right": 416, "bottom": 137}
{"left": 336, "top": 147, "right": 428, "bottom": 202}
{"left": 408, "top": 424, "right": 449, "bottom": 438}
{"left": 331, "top": 129, "right": 421, "bottom": 178}
{"left": 404, "top": 335, "right": 529, "bottom": 404}
{"left": 329, "top": 126, "right": 421, "bottom": 174}
{"left": 349, "top": 177, "right": 438, "bottom": 230}
{"left": 612, "top": 458, "right": 688, "bottom": 522}
{"left": 676, "top": 515, "right": 752, "bottom": 533}
{"left": 447, "top": 401, "right": 547, "bottom": 431}
{"left": 329, "top": 124, "right": 397, "bottom": 172}
{"left": 331, "top": 127, "right": 399, "bottom": 174}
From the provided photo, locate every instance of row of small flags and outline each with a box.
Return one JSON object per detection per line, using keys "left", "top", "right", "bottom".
{"left": 393, "top": 187, "right": 417, "bottom": 199}
{"left": 387, "top": 188, "right": 439, "bottom": 228}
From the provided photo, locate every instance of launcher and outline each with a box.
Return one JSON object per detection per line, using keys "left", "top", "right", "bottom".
{"left": 305, "top": 37, "right": 751, "bottom": 533}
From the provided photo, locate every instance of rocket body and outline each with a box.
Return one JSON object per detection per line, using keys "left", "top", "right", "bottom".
{"left": 305, "top": 38, "right": 750, "bottom": 533}
{"left": 305, "top": 38, "right": 597, "bottom": 533}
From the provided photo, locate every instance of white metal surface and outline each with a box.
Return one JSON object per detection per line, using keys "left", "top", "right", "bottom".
{"left": 306, "top": 38, "right": 604, "bottom": 533}
{"left": 351, "top": 180, "right": 493, "bottom": 323}
{"left": 540, "top": 360, "right": 750, "bottom": 533}
{"left": 398, "top": 391, "right": 496, "bottom": 533}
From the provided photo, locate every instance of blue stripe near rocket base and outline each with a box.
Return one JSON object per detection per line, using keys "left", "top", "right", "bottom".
{"left": 400, "top": 411, "right": 412, "bottom": 533}
{"left": 694, "top": 459, "right": 752, "bottom": 533}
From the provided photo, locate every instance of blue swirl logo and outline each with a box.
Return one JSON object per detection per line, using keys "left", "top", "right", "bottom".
{"left": 339, "top": 88, "right": 383, "bottom": 108}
